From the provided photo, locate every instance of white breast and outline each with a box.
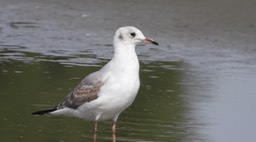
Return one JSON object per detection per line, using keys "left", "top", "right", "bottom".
{"left": 76, "top": 43, "right": 140, "bottom": 121}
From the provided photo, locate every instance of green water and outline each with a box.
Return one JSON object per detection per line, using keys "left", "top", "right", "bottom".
{"left": 1, "top": 0, "right": 256, "bottom": 141}
{"left": 0, "top": 58, "right": 195, "bottom": 142}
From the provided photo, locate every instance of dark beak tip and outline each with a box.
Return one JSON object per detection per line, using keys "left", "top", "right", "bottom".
{"left": 153, "top": 41, "right": 159, "bottom": 46}
{"left": 144, "top": 37, "right": 159, "bottom": 46}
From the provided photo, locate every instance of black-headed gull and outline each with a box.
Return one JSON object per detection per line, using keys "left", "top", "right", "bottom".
{"left": 32, "top": 26, "right": 159, "bottom": 142}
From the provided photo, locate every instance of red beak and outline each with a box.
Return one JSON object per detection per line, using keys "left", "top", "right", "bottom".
{"left": 144, "top": 37, "right": 159, "bottom": 45}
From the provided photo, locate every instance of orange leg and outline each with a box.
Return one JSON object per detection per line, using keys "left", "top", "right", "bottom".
{"left": 112, "top": 121, "right": 116, "bottom": 142}
{"left": 93, "top": 121, "right": 98, "bottom": 142}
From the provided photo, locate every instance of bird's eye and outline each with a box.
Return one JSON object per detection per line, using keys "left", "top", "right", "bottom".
{"left": 130, "top": 32, "right": 136, "bottom": 37}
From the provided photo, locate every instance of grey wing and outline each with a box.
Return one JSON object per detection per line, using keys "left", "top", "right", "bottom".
{"left": 57, "top": 70, "right": 107, "bottom": 109}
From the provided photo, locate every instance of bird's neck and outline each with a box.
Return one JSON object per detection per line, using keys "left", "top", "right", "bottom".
{"left": 112, "top": 42, "right": 138, "bottom": 61}
{"left": 110, "top": 42, "right": 139, "bottom": 71}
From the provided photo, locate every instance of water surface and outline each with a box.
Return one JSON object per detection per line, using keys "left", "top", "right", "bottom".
{"left": 1, "top": 0, "right": 256, "bottom": 142}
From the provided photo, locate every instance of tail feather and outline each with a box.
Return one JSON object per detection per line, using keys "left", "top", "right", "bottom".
{"left": 32, "top": 108, "right": 57, "bottom": 115}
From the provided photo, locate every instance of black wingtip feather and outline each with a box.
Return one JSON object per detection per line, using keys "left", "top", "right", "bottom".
{"left": 32, "top": 108, "right": 57, "bottom": 115}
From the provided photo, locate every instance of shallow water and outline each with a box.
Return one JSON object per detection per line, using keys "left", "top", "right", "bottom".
{"left": 1, "top": 0, "right": 256, "bottom": 142}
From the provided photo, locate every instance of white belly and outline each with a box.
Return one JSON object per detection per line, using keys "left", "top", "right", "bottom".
{"left": 76, "top": 74, "right": 140, "bottom": 121}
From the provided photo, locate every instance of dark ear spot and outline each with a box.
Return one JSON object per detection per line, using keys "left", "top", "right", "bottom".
{"left": 118, "top": 34, "right": 123, "bottom": 40}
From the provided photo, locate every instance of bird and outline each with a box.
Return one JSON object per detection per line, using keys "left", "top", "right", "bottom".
{"left": 32, "top": 26, "right": 159, "bottom": 142}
